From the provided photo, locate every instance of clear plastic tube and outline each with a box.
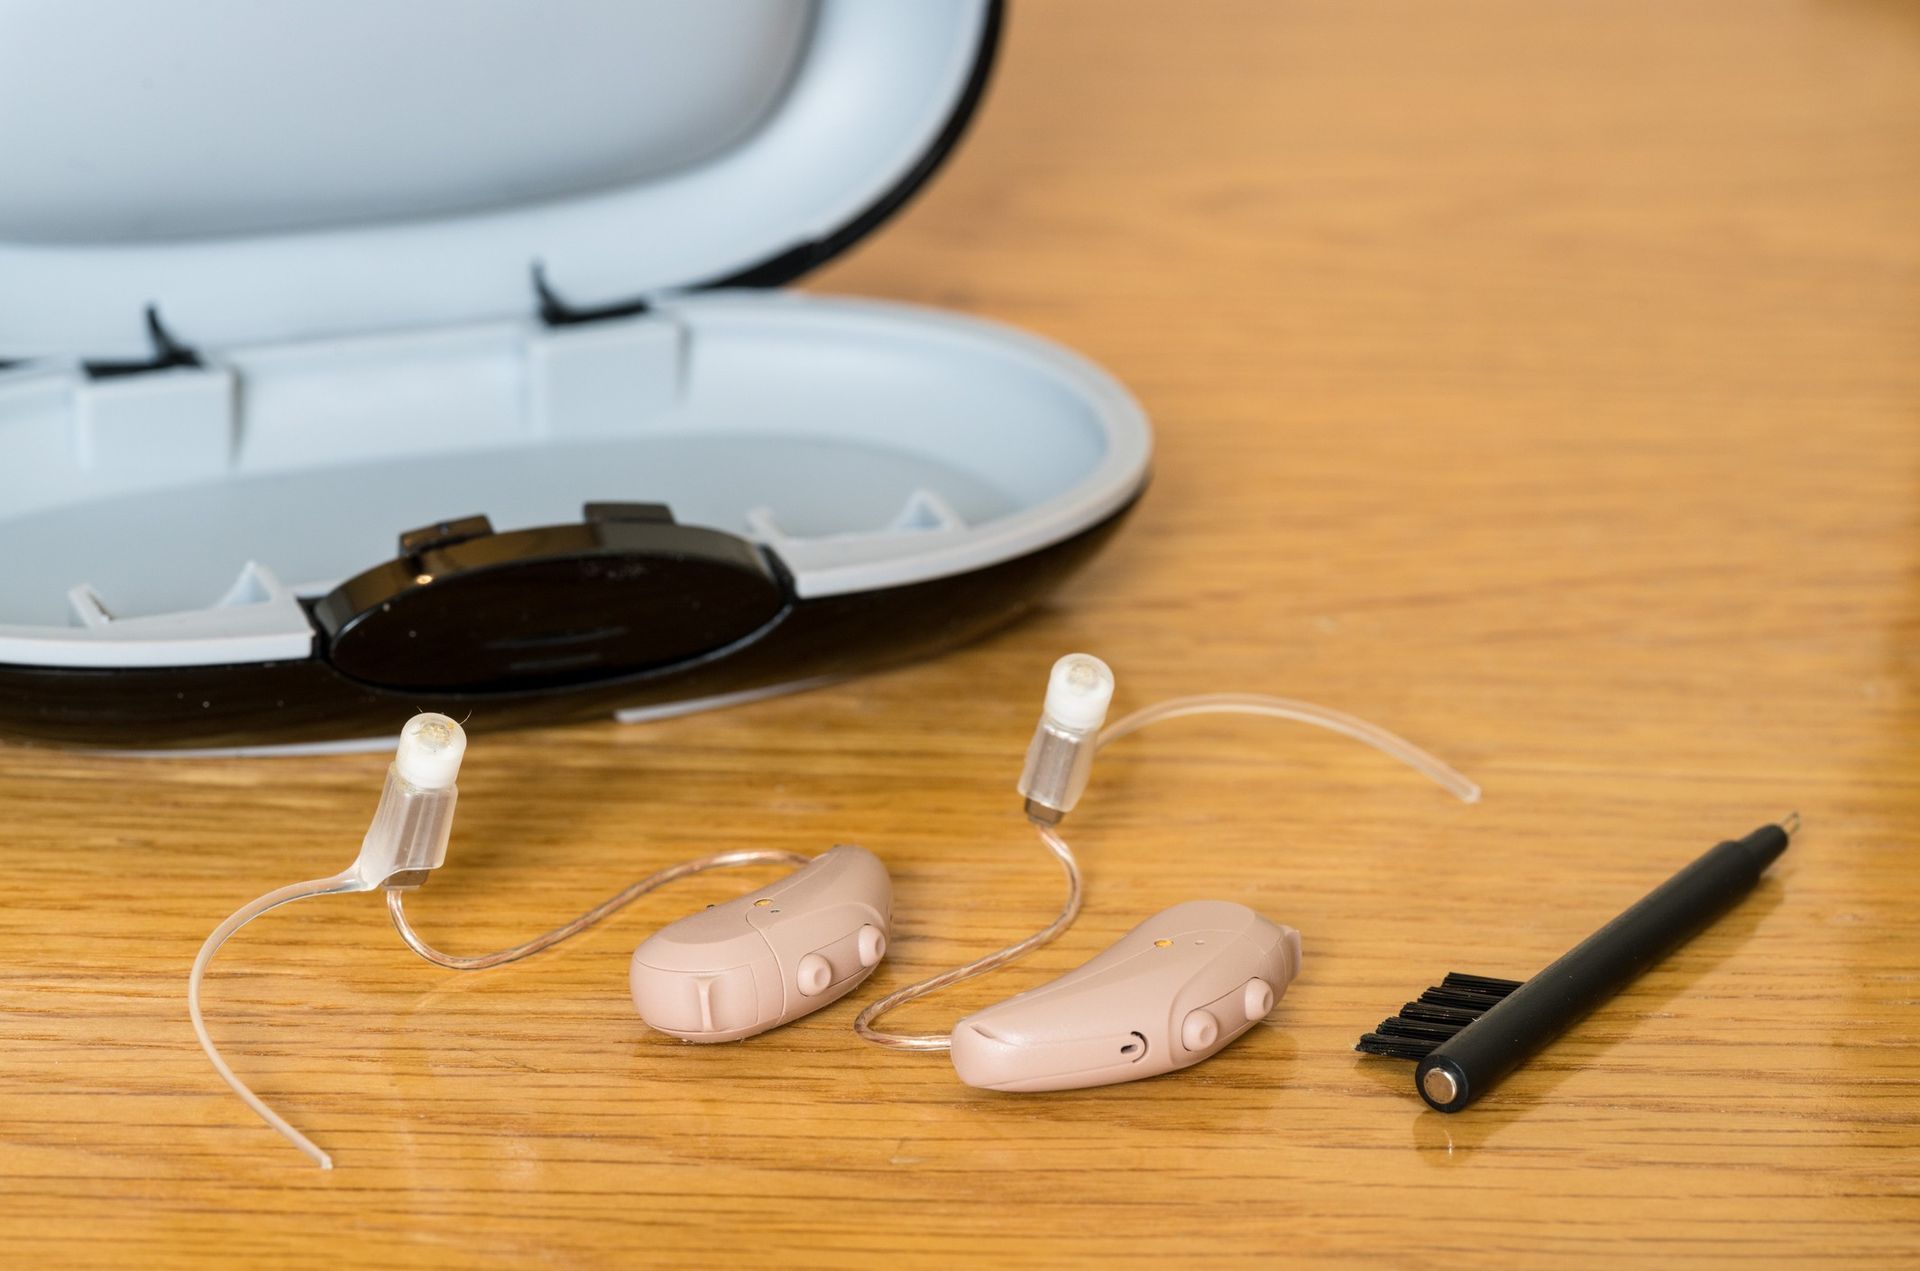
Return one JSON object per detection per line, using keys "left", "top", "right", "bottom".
{"left": 385, "top": 848, "right": 812, "bottom": 971}
{"left": 852, "top": 693, "right": 1478, "bottom": 1051}
{"left": 1101, "top": 694, "right": 1481, "bottom": 804}
{"left": 188, "top": 870, "right": 367, "bottom": 1170}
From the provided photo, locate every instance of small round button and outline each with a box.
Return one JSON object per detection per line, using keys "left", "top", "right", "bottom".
{"left": 1181, "top": 1009, "right": 1220, "bottom": 1051}
{"left": 857, "top": 924, "right": 887, "bottom": 968}
{"left": 796, "top": 953, "right": 833, "bottom": 996}
{"left": 1243, "top": 978, "right": 1275, "bottom": 1020}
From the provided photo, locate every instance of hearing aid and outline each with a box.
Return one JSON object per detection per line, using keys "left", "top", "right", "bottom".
{"left": 948, "top": 900, "right": 1300, "bottom": 1092}
{"left": 853, "top": 652, "right": 1478, "bottom": 1093}
{"left": 192, "top": 713, "right": 893, "bottom": 1167}
{"left": 630, "top": 844, "right": 892, "bottom": 1042}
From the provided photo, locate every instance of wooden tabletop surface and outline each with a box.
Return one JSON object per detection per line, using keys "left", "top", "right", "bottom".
{"left": 4, "top": 1, "right": 1917, "bottom": 1265}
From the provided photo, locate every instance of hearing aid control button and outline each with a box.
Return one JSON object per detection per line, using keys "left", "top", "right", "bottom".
{"left": 857, "top": 925, "right": 887, "bottom": 968}
{"left": 1181, "top": 1009, "right": 1220, "bottom": 1052}
{"left": 1244, "top": 978, "right": 1275, "bottom": 1020}
{"left": 796, "top": 953, "right": 833, "bottom": 997}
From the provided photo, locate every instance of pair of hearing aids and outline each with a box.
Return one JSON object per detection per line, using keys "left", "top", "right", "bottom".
{"left": 600, "top": 653, "right": 1300, "bottom": 1090}
{"left": 195, "top": 652, "right": 1477, "bottom": 1166}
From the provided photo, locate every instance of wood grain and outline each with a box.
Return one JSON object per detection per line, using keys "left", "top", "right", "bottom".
{"left": 3, "top": 1, "right": 1918, "bottom": 1265}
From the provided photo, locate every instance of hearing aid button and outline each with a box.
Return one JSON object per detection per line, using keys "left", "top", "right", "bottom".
{"left": 857, "top": 925, "right": 887, "bottom": 968}
{"left": 1244, "top": 978, "right": 1275, "bottom": 1020}
{"left": 796, "top": 953, "right": 833, "bottom": 997}
{"left": 1181, "top": 1009, "right": 1220, "bottom": 1052}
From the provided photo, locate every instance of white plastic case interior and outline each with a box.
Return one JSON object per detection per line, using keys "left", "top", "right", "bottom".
{"left": 0, "top": 0, "right": 1150, "bottom": 672}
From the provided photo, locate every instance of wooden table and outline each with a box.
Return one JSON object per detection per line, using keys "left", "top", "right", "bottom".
{"left": 4, "top": 2, "right": 1916, "bottom": 1264}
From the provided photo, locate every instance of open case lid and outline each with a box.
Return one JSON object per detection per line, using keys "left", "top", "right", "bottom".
{"left": 0, "top": 0, "right": 1001, "bottom": 360}
{"left": 0, "top": 0, "right": 1150, "bottom": 746}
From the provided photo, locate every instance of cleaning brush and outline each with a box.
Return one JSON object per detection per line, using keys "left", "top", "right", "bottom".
{"left": 1357, "top": 816, "right": 1796, "bottom": 1112}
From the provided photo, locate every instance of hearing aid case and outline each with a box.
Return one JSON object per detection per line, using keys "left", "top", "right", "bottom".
{"left": 0, "top": 0, "right": 1151, "bottom": 748}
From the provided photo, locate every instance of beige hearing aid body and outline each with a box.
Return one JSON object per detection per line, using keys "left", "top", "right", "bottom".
{"left": 631, "top": 844, "right": 892, "bottom": 1042}
{"left": 949, "top": 899, "right": 1300, "bottom": 1092}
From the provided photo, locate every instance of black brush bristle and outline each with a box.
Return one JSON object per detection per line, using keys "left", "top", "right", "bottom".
{"left": 1376, "top": 1016, "right": 1462, "bottom": 1042}
{"left": 1353, "top": 971, "right": 1525, "bottom": 1060}
{"left": 1397, "top": 1001, "right": 1483, "bottom": 1026}
{"left": 1417, "top": 985, "right": 1513, "bottom": 1011}
{"left": 1442, "top": 972, "right": 1525, "bottom": 995}
{"left": 1353, "top": 1034, "right": 1436, "bottom": 1060}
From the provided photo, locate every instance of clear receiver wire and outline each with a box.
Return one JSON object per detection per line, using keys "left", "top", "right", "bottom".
{"left": 386, "top": 848, "right": 812, "bottom": 971}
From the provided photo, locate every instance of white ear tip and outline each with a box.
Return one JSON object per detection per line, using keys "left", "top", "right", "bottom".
{"left": 395, "top": 713, "right": 466, "bottom": 789}
{"left": 1043, "top": 653, "right": 1114, "bottom": 733}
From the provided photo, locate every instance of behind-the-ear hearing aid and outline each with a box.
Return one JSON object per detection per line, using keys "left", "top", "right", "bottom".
{"left": 852, "top": 653, "right": 1478, "bottom": 1092}
{"left": 190, "top": 714, "right": 890, "bottom": 1168}
{"left": 628, "top": 845, "right": 891, "bottom": 1042}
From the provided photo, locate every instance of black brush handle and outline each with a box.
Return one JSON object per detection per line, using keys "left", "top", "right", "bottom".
{"left": 1414, "top": 821, "right": 1792, "bottom": 1112}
